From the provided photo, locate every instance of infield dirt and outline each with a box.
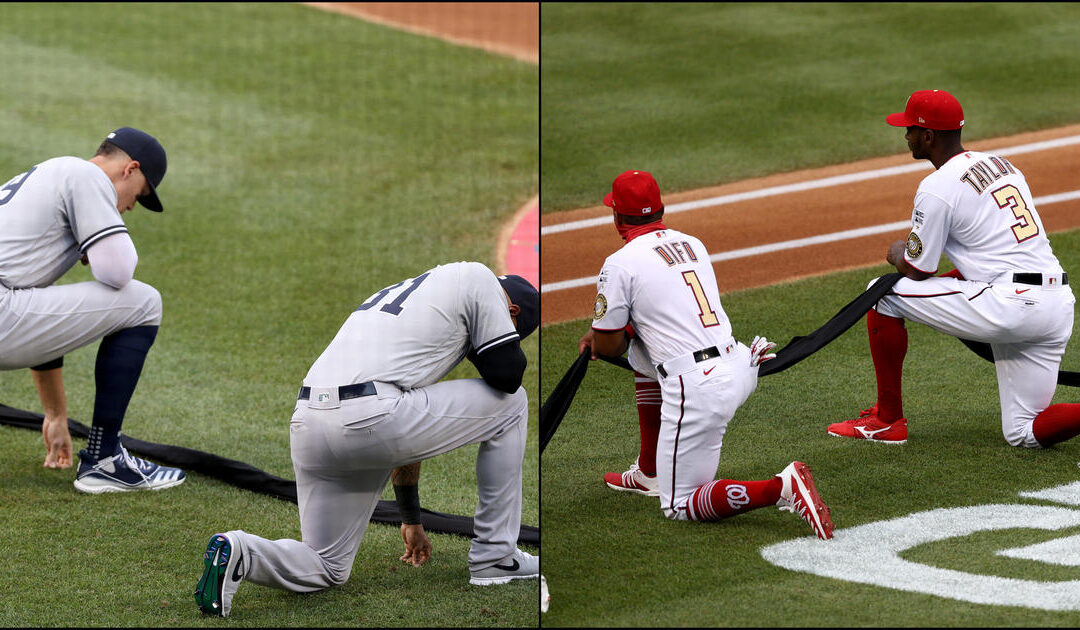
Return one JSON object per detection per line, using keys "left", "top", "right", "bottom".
{"left": 542, "top": 124, "right": 1080, "bottom": 325}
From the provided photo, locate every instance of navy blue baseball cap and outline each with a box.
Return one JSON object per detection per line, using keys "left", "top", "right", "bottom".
{"left": 104, "top": 127, "right": 167, "bottom": 212}
{"left": 498, "top": 274, "right": 539, "bottom": 340}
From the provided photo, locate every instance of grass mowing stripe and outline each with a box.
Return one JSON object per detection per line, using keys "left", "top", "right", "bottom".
{"left": 541, "top": 3, "right": 1080, "bottom": 212}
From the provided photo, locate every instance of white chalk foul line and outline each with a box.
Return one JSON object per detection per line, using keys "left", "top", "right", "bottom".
{"left": 541, "top": 134, "right": 1080, "bottom": 236}
{"left": 541, "top": 189, "right": 1080, "bottom": 293}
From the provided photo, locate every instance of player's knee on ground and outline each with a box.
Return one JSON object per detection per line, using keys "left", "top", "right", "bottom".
{"left": 1003, "top": 418, "right": 1042, "bottom": 449}
{"left": 319, "top": 555, "right": 352, "bottom": 587}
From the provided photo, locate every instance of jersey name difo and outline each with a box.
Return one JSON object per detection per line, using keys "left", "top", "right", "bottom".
{"left": 592, "top": 228, "right": 733, "bottom": 366}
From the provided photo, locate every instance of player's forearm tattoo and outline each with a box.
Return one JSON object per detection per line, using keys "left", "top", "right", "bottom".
{"left": 392, "top": 462, "right": 421, "bottom": 486}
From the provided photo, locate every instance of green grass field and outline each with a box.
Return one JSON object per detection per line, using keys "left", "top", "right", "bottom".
{"left": 0, "top": 3, "right": 537, "bottom": 627}
{"left": 540, "top": 2, "right": 1080, "bottom": 626}
{"left": 541, "top": 2, "right": 1080, "bottom": 212}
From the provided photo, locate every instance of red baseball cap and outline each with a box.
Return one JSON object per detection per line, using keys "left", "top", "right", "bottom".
{"left": 603, "top": 170, "right": 664, "bottom": 216}
{"left": 886, "top": 89, "right": 965, "bottom": 130}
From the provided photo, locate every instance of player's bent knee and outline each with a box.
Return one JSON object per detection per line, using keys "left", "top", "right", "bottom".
{"left": 1004, "top": 426, "right": 1042, "bottom": 449}
{"left": 124, "top": 280, "right": 163, "bottom": 326}
{"left": 324, "top": 562, "right": 352, "bottom": 586}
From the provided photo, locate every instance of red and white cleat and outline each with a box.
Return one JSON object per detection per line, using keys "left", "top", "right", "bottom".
{"left": 775, "top": 461, "right": 834, "bottom": 540}
{"left": 828, "top": 409, "right": 908, "bottom": 444}
{"left": 603, "top": 458, "right": 659, "bottom": 496}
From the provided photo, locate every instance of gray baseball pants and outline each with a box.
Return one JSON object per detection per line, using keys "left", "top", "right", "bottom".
{"left": 227, "top": 377, "right": 528, "bottom": 591}
{"left": 0, "top": 280, "right": 162, "bottom": 370}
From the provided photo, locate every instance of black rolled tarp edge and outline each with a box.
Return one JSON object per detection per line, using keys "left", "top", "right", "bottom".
{"left": 0, "top": 404, "right": 539, "bottom": 547}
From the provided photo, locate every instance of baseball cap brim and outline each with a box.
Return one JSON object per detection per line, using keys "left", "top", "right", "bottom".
{"left": 137, "top": 184, "right": 163, "bottom": 213}
{"left": 886, "top": 112, "right": 914, "bottom": 127}
{"left": 603, "top": 192, "right": 615, "bottom": 207}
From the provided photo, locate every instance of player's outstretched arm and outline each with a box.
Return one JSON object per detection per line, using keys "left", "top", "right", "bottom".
{"left": 30, "top": 365, "right": 73, "bottom": 469}
{"left": 393, "top": 463, "right": 432, "bottom": 567}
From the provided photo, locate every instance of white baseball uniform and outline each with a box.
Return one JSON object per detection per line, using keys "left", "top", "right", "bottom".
{"left": 874, "top": 150, "right": 1075, "bottom": 446}
{"left": 225, "top": 261, "right": 528, "bottom": 590}
{"left": 0, "top": 157, "right": 161, "bottom": 370}
{"left": 592, "top": 227, "right": 759, "bottom": 519}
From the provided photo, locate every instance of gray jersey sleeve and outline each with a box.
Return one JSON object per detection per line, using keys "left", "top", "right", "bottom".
{"left": 63, "top": 159, "right": 127, "bottom": 253}
{"left": 464, "top": 262, "right": 520, "bottom": 355}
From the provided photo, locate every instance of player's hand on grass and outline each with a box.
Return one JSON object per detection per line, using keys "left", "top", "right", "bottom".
{"left": 749, "top": 335, "right": 778, "bottom": 368}
{"left": 400, "top": 523, "right": 432, "bottom": 567}
{"left": 41, "top": 415, "right": 73, "bottom": 469}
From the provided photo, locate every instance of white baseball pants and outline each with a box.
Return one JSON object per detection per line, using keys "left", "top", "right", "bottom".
{"left": 227, "top": 378, "right": 528, "bottom": 591}
{"left": 654, "top": 341, "right": 759, "bottom": 520}
{"left": 874, "top": 275, "right": 1075, "bottom": 447}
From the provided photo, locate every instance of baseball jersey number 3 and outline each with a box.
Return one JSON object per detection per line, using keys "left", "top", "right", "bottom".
{"left": 992, "top": 184, "right": 1039, "bottom": 243}
{"left": 682, "top": 270, "right": 719, "bottom": 327}
{"left": 356, "top": 272, "right": 430, "bottom": 315}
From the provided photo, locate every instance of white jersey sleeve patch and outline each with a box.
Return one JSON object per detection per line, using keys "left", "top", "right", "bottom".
{"left": 592, "top": 262, "right": 631, "bottom": 331}
{"left": 905, "top": 190, "right": 950, "bottom": 274}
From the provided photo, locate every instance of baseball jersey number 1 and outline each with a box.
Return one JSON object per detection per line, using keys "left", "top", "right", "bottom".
{"left": 682, "top": 270, "right": 719, "bottom": 327}
{"left": 992, "top": 184, "right": 1039, "bottom": 243}
{"left": 356, "top": 272, "right": 430, "bottom": 315}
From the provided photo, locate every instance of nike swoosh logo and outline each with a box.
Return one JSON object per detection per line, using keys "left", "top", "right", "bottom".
{"left": 231, "top": 556, "right": 245, "bottom": 582}
{"left": 1015, "top": 288, "right": 1031, "bottom": 294}
{"left": 855, "top": 425, "right": 892, "bottom": 438}
{"left": 703, "top": 367, "right": 715, "bottom": 375}
{"left": 493, "top": 559, "right": 520, "bottom": 572}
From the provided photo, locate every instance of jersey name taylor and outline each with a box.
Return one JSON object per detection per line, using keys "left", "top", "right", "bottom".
{"left": 904, "top": 150, "right": 1062, "bottom": 282}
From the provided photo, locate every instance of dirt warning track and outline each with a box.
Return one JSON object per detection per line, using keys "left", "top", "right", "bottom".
{"left": 542, "top": 125, "right": 1080, "bottom": 325}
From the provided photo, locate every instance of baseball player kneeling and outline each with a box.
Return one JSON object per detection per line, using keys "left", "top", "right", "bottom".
{"left": 828, "top": 90, "right": 1080, "bottom": 449}
{"left": 583, "top": 170, "right": 834, "bottom": 539}
{"left": 0, "top": 128, "right": 184, "bottom": 493}
{"left": 194, "top": 262, "right": 539, "bottom": 618}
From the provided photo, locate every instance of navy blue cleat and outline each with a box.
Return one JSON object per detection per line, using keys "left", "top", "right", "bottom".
{"left": 74, "top": 446, "right": 185, "bottom": 494}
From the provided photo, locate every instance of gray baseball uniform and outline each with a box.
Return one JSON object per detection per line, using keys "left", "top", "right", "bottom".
{"left": 0, "top": 157, "right": 161, "bottom": 370}
{"left": 225, "top": 261, "right": 528, "bottom": 591}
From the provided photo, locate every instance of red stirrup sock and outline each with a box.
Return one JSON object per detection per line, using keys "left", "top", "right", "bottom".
{"left": 867, "top": 308, "right": 907, "bottom": 422}
{"left": 1032, "top": 403, "right": 1080, "bottom": 446}
{"left": 686, "top": 478, "right": 783, "bottom": 521}
{"left": 634, "top": 372, "right": 662, "bottom": 477}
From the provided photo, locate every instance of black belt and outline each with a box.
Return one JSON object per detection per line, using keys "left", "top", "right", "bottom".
{"left": 1013, "top": 273, "right": 1068, "bottom": 286}
{"left": 657, "top": 346, "right": 720, "bottom": 378}
{"left": 298, "top": 382, "right": 377, "bottom": 401}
